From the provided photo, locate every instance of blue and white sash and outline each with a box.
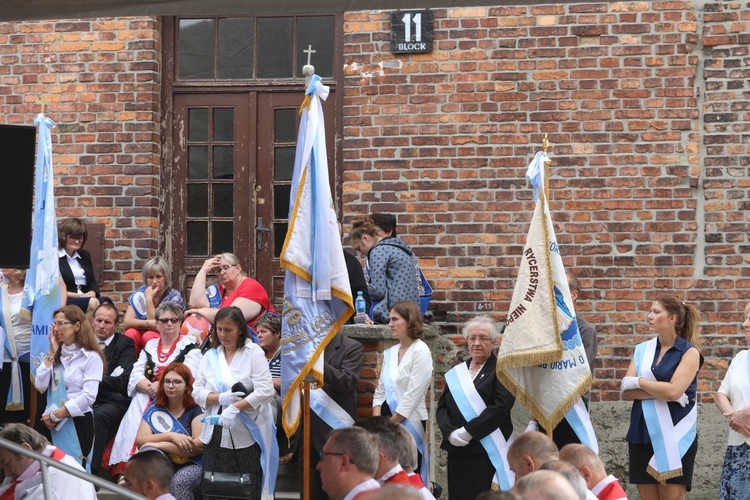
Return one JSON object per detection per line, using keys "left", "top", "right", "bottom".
{"left": 444, "top": 363, "right": 514, "bottom": 490}
{"left": 48, "top": 365, "right": 93, "bottom": 473}
{"left": 563, "top": 398, "right": 599, "bottom": 454}
{"left": 206, "top": 284, "right": 222, "bottom": 309}
{"left": 635, "top": 339, "right": 697, "bottom": 482}
{"left": 310, "top": 388, "right": 354, "bottom": 430}
{"left": 142, "top": 404, "right": 202, "bottom": 466}
{"left": 0, "top": 285, "right": 23, "bottom": 411}
{"left": 206, "top": 348, "right": 278, "bottom": 500}
{"left": 128, "top": 285, "right": 150, "bottom": 320}
{"left": 382, "top": 346, "right": 430, "bottom": 485}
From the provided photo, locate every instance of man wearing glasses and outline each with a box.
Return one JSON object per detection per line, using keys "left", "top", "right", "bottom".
{"left": 317, "top": 427, "right": 381, "bottom": 500}
{"left": 91, "top": 301, "right": 136, "bottom": 480}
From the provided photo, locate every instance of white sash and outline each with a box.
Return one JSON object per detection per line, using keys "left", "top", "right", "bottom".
{"left": 382, "top": 345, "right": 430, "bottom": 485}
{"left": 635, "top": 339, "right": 697, "bottom": 482}
{"left": 310, "top": 388, "right": 354, "bottom": 430}
{"left": 444, "top": 363, "right": 514, "bottom": 490}
{"left": 0, "top": 284, "right": 23, "bottom": 410}
{"left": 563, "top": 398, "right": 599, "bottom": 453}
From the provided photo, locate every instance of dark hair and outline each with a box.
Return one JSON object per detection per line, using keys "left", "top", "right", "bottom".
{"left": 566, "top": 272, "right": 581, "bottom": 294}
{"left": 57, "top": 218, "right": 88, "bottom": 248}
{"left": 254, "top": 311, "right": 281, "bottom": 334}
{"left": 655, "top": 295, "right": 701, "bottom": 349}
{"left": 0, "top": 423, "right": 49, "bottom": 454}
{"left": 349, "top": 216, "right": 379, "bottom": 242}
{"left": 210, "top": 306, "right": 251, "bottom": 349}
{"left": 390, "top": 301, "right": 423, "bottom": 340}
{"left": 369, "top": 213, "right": 397, "bottom": 237}
{"left": 127, "top": 449, "right": 174, "bottom": 491}
{"left": 94, "top": 301, "right": 120, "bottom": 324}
{"left": 52, "top": 305, "right": 107, "bottom": 375}
{"left": 155, "top": 363, "right": 197, "bottom": 409}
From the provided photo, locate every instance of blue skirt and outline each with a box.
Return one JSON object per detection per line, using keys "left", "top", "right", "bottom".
{"left": 719, "top": 442, "right": 750, "bottom": 500}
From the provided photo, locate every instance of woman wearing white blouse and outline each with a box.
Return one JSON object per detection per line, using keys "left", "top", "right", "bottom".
{"left": 193, "top": 306, "right": 277, "bottom": 500}
{"left": 373, "top": 300, "right": 433, "bottom": 481}
{"left": 35, "top": 305, "right": 106, "bottom": 472}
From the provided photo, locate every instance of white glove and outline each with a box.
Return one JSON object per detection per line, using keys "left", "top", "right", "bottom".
{"left": 448, "top": 429, "right": 470, "bottom": 447}
{"left": 218, "top": 390, "right": 245, "bottom": 406}
{"left": 673, "top": 393, "right": 689, "bottom": 407}
{"left": 456, "top": 426, "right": 472, "bottom": 442}
{"left": 525, "top": 420, "right": 539, "bottom": 433}
{"left": 218, "top": 405, "right": 240, "bottom": 428}
{"left": 620, "top": 376, "right": 641, "bottom": 392}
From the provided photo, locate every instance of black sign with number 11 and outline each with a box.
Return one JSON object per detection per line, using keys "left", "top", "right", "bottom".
{"left": 390, "top": 10, "right": 434, "bottom": 54}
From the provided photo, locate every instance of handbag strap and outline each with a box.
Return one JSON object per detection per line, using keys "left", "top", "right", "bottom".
{"left": 225, "top": 422, "right": 244, "bottom": 473}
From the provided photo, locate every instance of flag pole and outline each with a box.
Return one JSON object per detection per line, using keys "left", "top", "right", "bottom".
{"left": 542, "top": 134, "right": 551, "bottom": 200}
{"left": 301, "top": 49, "right": 315, "bottom": 500}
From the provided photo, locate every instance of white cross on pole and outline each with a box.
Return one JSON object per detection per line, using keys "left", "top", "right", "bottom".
{"left": 303, "top": 44, "right": 316, "bottom": 66}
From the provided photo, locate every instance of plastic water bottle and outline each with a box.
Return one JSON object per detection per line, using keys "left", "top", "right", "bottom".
{"left": 355, "top": 291, "right": 367, "bottom": 324}
{"left": 201, "top": 415, "right": 220, "bottom": 425}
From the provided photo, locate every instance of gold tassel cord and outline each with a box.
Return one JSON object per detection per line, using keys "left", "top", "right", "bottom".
{"left": 298, "top": 95, "right": 311, "bottom": 117}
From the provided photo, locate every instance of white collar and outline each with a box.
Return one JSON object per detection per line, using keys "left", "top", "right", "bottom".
{"left": 591, "top": 475, "right": 620, "bottom": 496}
{"left": 58, "top": 248, "right": 80, "bottom": 260}
{"left": 99, "top": 334, "right": 115, "bottom": 347}
{"left": 342, "top": 478, "right": 380, "bottom": 500}
{"left": 377, "top": 464, "right": 404, "bottom": 484}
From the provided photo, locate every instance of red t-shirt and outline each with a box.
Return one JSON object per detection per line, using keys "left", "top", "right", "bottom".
{"left": 219, "top": 277, "right": 274, "bottom": 325}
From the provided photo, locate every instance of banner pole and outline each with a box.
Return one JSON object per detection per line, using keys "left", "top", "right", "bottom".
{"left": 303, "top": 380, "right": 311, "bottom": 500}
{"left": 542, "top": 134, "right": 551, "bottom": 200}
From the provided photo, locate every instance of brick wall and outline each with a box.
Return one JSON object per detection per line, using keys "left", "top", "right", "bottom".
{"left": 0, "top": 17, "right": 162, "bottom": 300}
{"left": 341, "top": 1, "right": 750, "bottom": 402}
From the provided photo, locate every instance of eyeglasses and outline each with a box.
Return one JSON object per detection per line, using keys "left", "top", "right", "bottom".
{"left": 157, "top": 318, "right": 181, "bottom": 325}
{"left": 320, "top": 451, "right": 355, "bottom": 465}
{"left": 163, "top": 380, "right": 185, "bottom": 387}
{"left": 54, "top": 321, "right": 75, "bottom": 327}
{"left": 467, "top": 336, "right": 492, "bottom": 344}
{"left": 66, "top": 235, "right": 84, "bottom": 242}
{"left": 219, "top": 265, "right": 236, "bottom": 272}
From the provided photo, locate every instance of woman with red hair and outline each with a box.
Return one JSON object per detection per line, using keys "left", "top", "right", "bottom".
{"left": 136, "top": 362, "right": 203, "bottom": 500}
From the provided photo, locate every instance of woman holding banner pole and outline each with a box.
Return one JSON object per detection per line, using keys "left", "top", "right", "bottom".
{"left": 621, "top": 295, "right": 703, "bottom": 500}
{"left": 437, "top": 315, "right": 515, "bottom": 497}
{"left": 373, "top": 300, "right": 433, "bottom": 485}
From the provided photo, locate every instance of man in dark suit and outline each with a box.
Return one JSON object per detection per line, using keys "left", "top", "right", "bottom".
{"left": 91, "top": 301, "right": 136, "bottom": 478}
{"left": 309, "top": 333, "right": 363, "bottom": 499}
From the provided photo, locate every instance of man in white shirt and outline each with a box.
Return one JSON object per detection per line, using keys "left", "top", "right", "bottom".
{"left": 0, "top": 423, "right": 96, "bottom": 500}
{"left": 317, "top": 427, "right": 381, "bottom": 500}
{"left": 122, "top": 449, "right": 176, "bottom": 500}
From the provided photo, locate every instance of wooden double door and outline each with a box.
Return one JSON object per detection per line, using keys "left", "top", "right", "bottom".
{"left": 170, "top": 91, "right": 336, "bottom": 307}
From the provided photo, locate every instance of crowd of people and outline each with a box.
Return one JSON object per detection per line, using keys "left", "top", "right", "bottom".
{"left": 0, "top": 215, "right": 749, "bottom": 500}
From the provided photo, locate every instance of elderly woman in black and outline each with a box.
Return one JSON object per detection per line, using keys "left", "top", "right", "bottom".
{"left": 437, "top": 315, "right": 516, "bottom": 497}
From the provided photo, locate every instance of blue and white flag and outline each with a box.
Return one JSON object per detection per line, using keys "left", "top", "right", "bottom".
{"left": 22, "top": 114, "right": 62, "bottom": 377}
{"left": 280, "top": 75, "right": 354, "bottom": 437}
{"left": 497, "top": 156, "right": 596, "bottom": 444}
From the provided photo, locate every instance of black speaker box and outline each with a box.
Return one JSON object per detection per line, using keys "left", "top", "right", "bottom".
{"left": 0, "top": 124, "right": 36, "bottom": 269}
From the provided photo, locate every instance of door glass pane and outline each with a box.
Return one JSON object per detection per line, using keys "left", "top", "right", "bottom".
{"left": 274, "top": 222, "right": 288, "bottom": 258}
{"left": 274, "top": 108, "right": 296, "bottom": 143}
{"left": 257, "top": 18, "right": 294, "bottom": 78}
{"left": 188, "top": 109, "right": 209, "bottom": 141}
{"left": 187, "top": 184, "right": 208, "bottom": 217}
{"left": 213, "top": 146, "right": 234, "bottom": 179}
{"left": 218, "top": 18, "right": 254, "bottom": 79}
{"left": 274, "top": 147, "right": 295, "bottom": 182}
{"left": 178, "top": 19, "right": 215, "bottom": 80}
{"left": 213, "top": 184, "right": 234, "bottom": 217}
{"left": 297, "top": 17, "right": 334, "bottom": 78}
{"left": 274, "top": 184, "right": 291, "bottom": 219}
{"left": 212, "top": 221, "right": 234, "bottom": 254}
{"left": 213, "top": 108, "right": 234, "bottom": 141}
{"left": 188, "top": 146, "right": 208, "bottom": 179}
{"left": 187, "top": 221, "right": 208, "bottom": 255}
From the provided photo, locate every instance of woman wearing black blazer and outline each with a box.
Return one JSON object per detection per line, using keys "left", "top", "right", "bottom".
{"left": 437, "top": 316, "right": 516, "bottom": 498}
{"left": 58, "top": 218, "right": 101, "bottom": 316}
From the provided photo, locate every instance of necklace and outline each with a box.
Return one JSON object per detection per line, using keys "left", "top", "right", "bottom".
{"left": 157, "top": 339, "right": 178, "bottom": 364}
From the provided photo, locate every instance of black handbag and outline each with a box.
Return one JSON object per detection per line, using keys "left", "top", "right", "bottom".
{"left": 201, "top": 427, "right": 253, "bottom": 499}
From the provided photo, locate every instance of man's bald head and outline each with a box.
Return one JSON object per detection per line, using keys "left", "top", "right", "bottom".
{"left": 507, "top": 431, "right": 559, "bottom": 478}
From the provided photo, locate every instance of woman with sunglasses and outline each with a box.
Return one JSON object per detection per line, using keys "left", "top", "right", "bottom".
{"left": 186, "top": 253, "right": 273, "bottom": 331}
{"left": 108, "top": 302, "right": 203, "bottom": 481}
{"left": 57, "top": 218, "right": 102, "bottom": 317}
{"left": 35, "top": 305, "right": 107, "bottom": 472}
{"left": 136, "top": 362, "right": 203, "bottom": 500}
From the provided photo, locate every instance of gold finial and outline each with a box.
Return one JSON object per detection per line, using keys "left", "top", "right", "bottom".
{"left": 542, "top": 133, "right": 549, "bottom": 154}
{"left": 35, "top": 95, "right": 51, "bottom": 114}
